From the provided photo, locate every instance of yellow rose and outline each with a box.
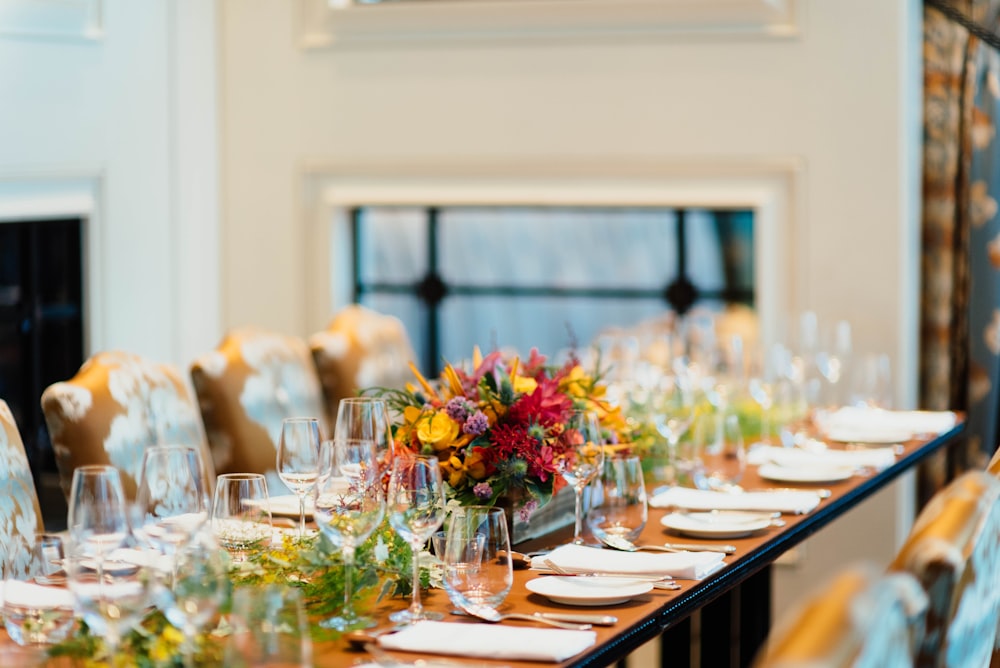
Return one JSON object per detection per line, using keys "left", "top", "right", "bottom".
{"left": 512, "top": 375, "right": 538, "bottom": 394}
{"left": 416, "top": 411, "right": 460, "bottom": 450}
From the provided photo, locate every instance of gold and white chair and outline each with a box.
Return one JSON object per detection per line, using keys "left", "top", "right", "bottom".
{"left": 889, "top": 469, "right": 1000, "bottom": 668}
{"left": 190, "top": 326, "right": 326, "bottom": 478}
{"left": 0, "top": 399, "right": 45, "bottom": 579}
{"left": 309, "top": 304, "right": 416, "bottom": 428}
{"left": 752, "top": 562, "right": 927, "bottom": 668}
{"left": 40, "top": 351, "right": 213, "bottom": 501}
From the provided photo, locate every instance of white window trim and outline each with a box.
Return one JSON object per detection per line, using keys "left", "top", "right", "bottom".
{"left": 299, "top": 156, "right": 804, "bottom": 350}
{"left": 298, "top": 0, "right": 800, "bottom": 48}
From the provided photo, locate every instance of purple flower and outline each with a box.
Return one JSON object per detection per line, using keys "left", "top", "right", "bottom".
{"left": 473, "top": 482, "right": 493, "bottom": 499}
{"left": 445, "top": 397, "right": 471, "bottom": 421}
{"left": 517, "top": 499, "right": 539, "bottom": 523}
{"left": 463, "top": 410, "right": 489, "bottom": 436}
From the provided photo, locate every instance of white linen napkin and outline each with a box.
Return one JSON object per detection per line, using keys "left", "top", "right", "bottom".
{"left": 257, "top": 494, "right": 314, "bottom": 518}
{"left": 747, "top": 444, "right": 897, "bottom": 471}
{"left": 378, "top": 620, "right": 597, "bottom": 662}
{"left": 532, "top": 544, "right": 725, "bottom": 580}
{"left": 649, "top": 486, "right": 821, "bottom": 515}
{"left": 2, "top": 580, "right": 75, "bottom": 609}
{"left": 816, "top": 407, "right": 957, "bottom": 441}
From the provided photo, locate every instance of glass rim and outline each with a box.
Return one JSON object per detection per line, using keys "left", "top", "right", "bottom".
{"left": 216, "top": 472, "right": 266, "bottom": 481}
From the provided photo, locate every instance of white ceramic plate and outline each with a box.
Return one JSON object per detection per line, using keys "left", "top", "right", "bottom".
{"left": 757, "top": 462, "right": 855, "bottom": 484}
{"left": 824, "top": 426, "right": 912, "bottom": 444}
{"left": 525, "top": 576, "right": 653, "bottom": 606}
{"left": 660, "top": 511, "right": 774, "bottom": 539}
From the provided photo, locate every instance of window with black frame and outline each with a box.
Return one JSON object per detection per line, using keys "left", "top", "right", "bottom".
{"left": 350, "top": 206, "right": 753, "bottom": 376}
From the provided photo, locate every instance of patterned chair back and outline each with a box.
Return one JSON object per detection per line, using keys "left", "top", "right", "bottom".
{"left": 191, "top": 326, "right": 326, "bottom": 477}
{"left": 889, "top": 470, "right": 1000, "bottom": 668}
{"left": 0, "top": 400, "right": 45, "bottom": 579}
{"left": 752, "top": 563, "right": 927, "bottom": 668}
{"left": 309, "top": 304, "right": 416, "bottom": 428}
{"left": 40, "top": 351, "right": 213, "bottom": 501}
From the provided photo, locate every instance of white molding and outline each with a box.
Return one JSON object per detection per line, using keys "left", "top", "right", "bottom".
{"left": 300, "top": 157, "right": 803, "bottom": 340}
{"left": 0, "top": 171, "right": 105, "bottom": 356}
{"left": 0, "top": 0, "right": 103, "bottom": 42}
{"left": 297, "top": 0, "right": 799, "bottom": 48}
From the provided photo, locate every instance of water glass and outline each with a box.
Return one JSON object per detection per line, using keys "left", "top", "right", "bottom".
{"left": 32, "top": 533, "right": 66, "bottom": 586}
{"left": 441, "top": 506, "right": 512, "bottom": 610}
{"left": 224, "top": 585, "right": 312, "bottom": 667}
{"left": 211, "top": 473, "right": 273, "bottom": 562}
{"left": 587, "top": 454, "right": 648, "bottom": 543}
{"left": 3, "top": 534, "right": 74, "bottom": 646}
{"left": 694, "top": 413, "right": 747, "bottom": 492}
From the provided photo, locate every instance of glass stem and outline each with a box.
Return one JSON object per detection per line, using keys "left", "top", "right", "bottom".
{"left": 298, "top": 494, "right": 307, "bottom": 538}
{"left": 409, "top": 544, "right": 423, "bottom": 615}
{"left": 342, "top": 545, "right": 356, "bottom": 622}
{"left": 573, "top": 485, "right": 585, "bottom": 544}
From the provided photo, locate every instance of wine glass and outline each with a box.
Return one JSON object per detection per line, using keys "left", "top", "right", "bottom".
{"left": 66, "top": 465, "right": 129, "bottom": 584}
{"left": 555, "top": 410, "right": 605, "bottom": 545}
{"left": 313, "top": 437, "right": 385, "bottom": 631}
{"left": 386, "top": 454, "right": 446, "bottom": 623}
{"left": 211, "top": 473, "right": 273, "bottom": 562}
{"left": 815, "top": 319, "right": 852, "bottom": 409}
{"left": 336, "top": 397, "right": 395, "bottom": 476}
{"left": 65, "top": 528, "right": 155, "bottom": 661}
{"left": 651, "top": 368, "right": 695, "bottom": 485}
{"left": 134, "top": 446, "right": 209, "bottom": 562}
{"left": 277, "top": 417, "right": 322, "bottom": 538}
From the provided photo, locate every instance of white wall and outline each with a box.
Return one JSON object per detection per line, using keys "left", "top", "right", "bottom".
{"left": 0, "top": 0, "right": 220, "bottom": 367}
{"left": 218, "top": 0, "right": 922, "bottom": 620}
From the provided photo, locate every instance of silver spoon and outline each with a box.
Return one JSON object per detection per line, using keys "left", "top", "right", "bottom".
{"left": 598, "top": 534, "right": 683, "bottom": 553}
{"left": 455, "top": 601, "right": 592, "bottom": 630}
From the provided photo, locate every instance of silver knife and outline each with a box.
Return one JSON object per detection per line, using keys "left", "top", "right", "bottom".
{"left": 535, "top": 612, "right": 617, "bottom": 626}
{"left": 662, "top": 542, "right": 737, "bottom": 554}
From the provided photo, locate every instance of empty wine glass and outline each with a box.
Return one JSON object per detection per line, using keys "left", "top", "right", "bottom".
{"left": 652, "top": 368, "right": 695, "bottom": 484}
{"left": 386, "top": 454, "right": 446, "bottom": 623}
{"left": 695, "top": 412, "right": 747, "bottom": 492}
{"left": 815, "top": 319, "right": 852, "bottom": 408}
{"left": 66, "top": 465, "right": 129, "bottom": 584}
{"left": 555, "top": 410, "right": 606, "bottom": 545}
{"left": 313, "top": 438, "right": 385, "bottom": 631}
{"left": 336, "top": 397, "right": 395, "bottom": 476}
{"left": 211, "top": 473, "right": 272, "bottom": 562}
{"left": 277, "top": 417, "right": 321, "bottom": 538}
{"left": 134, "top": 445, "right": 209, "bottom": 561}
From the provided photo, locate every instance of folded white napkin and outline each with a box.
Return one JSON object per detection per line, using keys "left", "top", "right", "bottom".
{"left": 258, "top": 494, "right": 314, "bottom": 518}
{"left": 649, "top": 486, "right": 821, "bottom": 515}
{"left": 817, "top": 407, "right": 957, "bottom": 441}
{"left": 378, "top": 620, "right": 596, "bottom": 662}
{"left": 747, "top": 444, "right": 896, "bottom": 471}
{"left": 2, "top": 580, "right": 75, "bottom": 609}
{"left": 532, "top": 544, "right": 725, "bottom": 580}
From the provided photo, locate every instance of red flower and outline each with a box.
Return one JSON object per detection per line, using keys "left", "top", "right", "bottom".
{"left": 508, "top": 376, "right": 573, "bottom": 428}
{"left": 487, "top": 423, "right": 535, "bottom": 463}
{"left": 527, "top": 444, "right": 558, "bottom": 483}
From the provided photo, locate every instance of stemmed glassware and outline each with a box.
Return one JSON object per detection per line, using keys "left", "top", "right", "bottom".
{"left": 134, "top": 445, "right": 209, "bottom": 563}
{"left": 66, "top": 465, "right": 151, "bottom": 658}
{"left": 313, "top": 437, "right": 385, "bottom": 630}
{"left": 277, "top": 417, "right": 322, "bottom": 538}
{"left": 336, "top": 397, "right": 395, "bottom": 476}
{"left": 386, "top": 454, "right": 446, "bottom": 624}
{"left": 652, "top": 366, "right": 695, "bottom": 485}
{"left": 815, "top": 319, "right": 852, "bottom": 409}
{"left": 555, "top": 410, "right": 606, "bottom": 545}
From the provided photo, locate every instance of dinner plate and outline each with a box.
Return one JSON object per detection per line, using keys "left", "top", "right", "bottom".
{"left": 525, "top": 576, "right": 653, "bottom": 606}
{"left": 757, "top": 462, "right": 855, "bottom": 484}
{"left": 660, "top": 511, "right": 774, "bottom": 539}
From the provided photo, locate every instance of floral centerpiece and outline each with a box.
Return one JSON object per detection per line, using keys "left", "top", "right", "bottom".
{"left": 370, "top": 347, "right": 627, "bottom": 523}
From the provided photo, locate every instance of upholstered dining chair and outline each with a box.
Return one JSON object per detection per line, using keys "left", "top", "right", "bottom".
{"left": 40, "top": 351, "right": 213, "bottom": 501}
{"left": 190, "top": 326, "right": 326, "bottom": 478}
{"left": 309, "top": 304, "right": 416, "bottom": 428}
{"left": 889, "top": 469, "right": 1000, "bottom": 668}
{"left": 0, "top": 399, "right": 45, "bottom": 579}
{"left": 752, "top": 562, "right": 928, "bottom": 668}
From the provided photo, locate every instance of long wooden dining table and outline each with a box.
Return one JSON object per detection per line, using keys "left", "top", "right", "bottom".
{"left": 1, "top": 416, "right": 964, "bottom": 668}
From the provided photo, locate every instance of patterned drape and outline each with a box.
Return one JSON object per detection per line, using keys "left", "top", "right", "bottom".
{"left": 920, "top": 0, "right": 1000, "bottom": 505}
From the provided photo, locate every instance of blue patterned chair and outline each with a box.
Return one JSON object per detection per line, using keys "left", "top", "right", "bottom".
{"left": 0, "top": 399, "right": 45, "bottom": 579}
